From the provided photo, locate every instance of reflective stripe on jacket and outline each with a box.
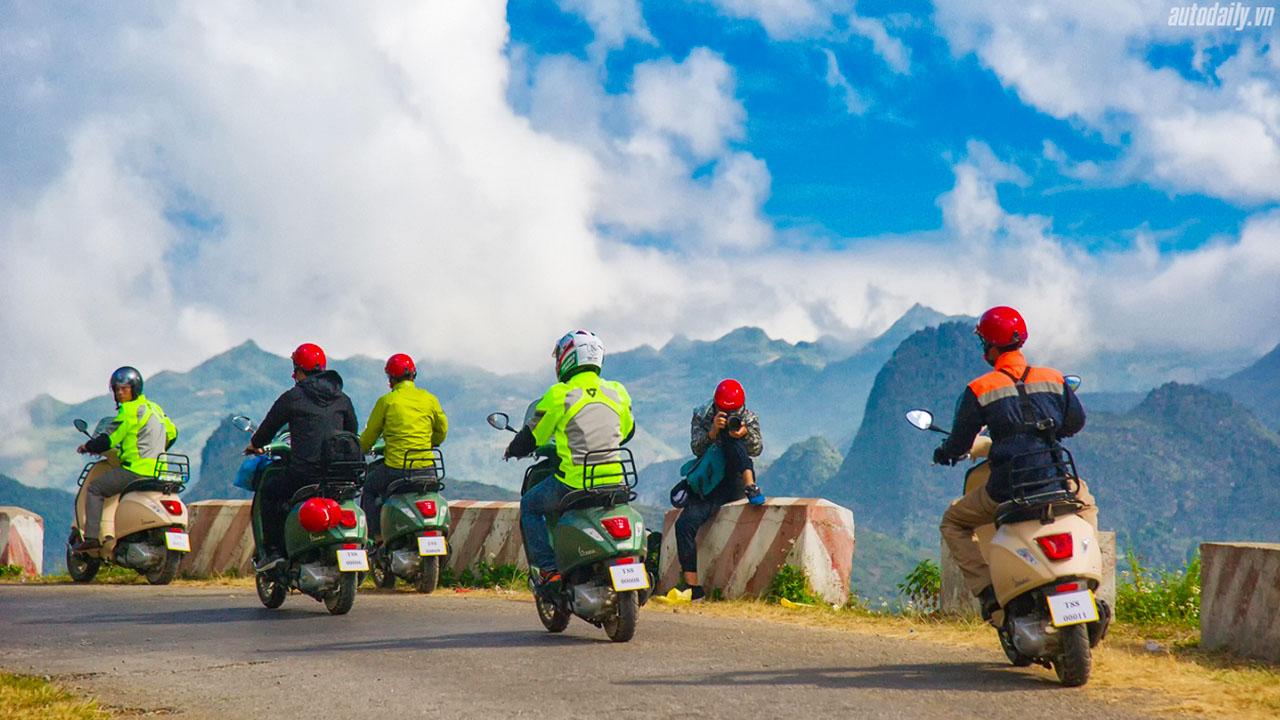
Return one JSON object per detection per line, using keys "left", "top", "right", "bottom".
{"left": 526, "top": 371, "right": 634, "bottom": 489}
{"left": 940, "top": 350, "right": 1086, "bottom": 502}
{"left": 102, "top": 394, "right": 178, "bottom": 476}
{"left": 359, "top": 380, "right": 449, "bottom": 469}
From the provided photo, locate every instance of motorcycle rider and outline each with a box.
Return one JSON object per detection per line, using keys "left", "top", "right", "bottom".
{"left": 503, "top": 330, "right": 634, "bottom": 593}
{"left": 72, "top": 367, "right": 179, "bottom": 552}
{"left": 245, "top": 343, "right": 358, "bottom": 570}
{"left": 934, "top": 306, "right": 1096, "bottom": 619}
{"left": 676, "top": 378, "right": 764, "bottom": 601}
{"left": 358, "top": 353, "right": 449, "bottom": 541}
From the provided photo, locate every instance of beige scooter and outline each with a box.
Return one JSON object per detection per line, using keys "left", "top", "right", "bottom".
{"left": 906, "top": 391, "right": 1109, "bottom": 687}
{"left": 67, "top": 418, "right": 192, "bottom": 585}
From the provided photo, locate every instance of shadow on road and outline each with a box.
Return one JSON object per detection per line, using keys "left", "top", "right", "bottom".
{"left": 25, "top": 605, "right": 322, "bottom": 626}
{"left": 279, "top": 629, "right": 610, "bottom": 654}
{"left": 620, "top": 662, "right": 1060, "bottom": 692}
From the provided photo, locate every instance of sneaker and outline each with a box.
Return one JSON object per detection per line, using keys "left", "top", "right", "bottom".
{"left": 534, "top": 569, "right": 562, "bottom": 598}
{"left": 254, "top": 554, "right": 285, "bottom": 573}
{"left": 744, "top": 484, "right": 766, "bottom": 506}
{"left": 689, "top": 585, "right": 706, "bottom": 602}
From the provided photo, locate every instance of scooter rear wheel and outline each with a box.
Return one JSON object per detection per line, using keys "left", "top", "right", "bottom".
{"left": 415, "top": 556, "right": 440, "bottom": 594}
{"left": 66, "top": 546, "right": 100, "bottom": 584}
{"left": 256, "top": 571, "right": 287, "bottom": 609}
{"left": 1053, "top": 623, "right": 1092, "bottom": 687}
{"left": 603, "top": 591, "right": 638, "bottom": 643}
{"left": 325, "top": 571, "right": 358, "bottom": 615}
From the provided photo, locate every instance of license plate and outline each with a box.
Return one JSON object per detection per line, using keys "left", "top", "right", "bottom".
{"left": 608, "top": 563, "right": 650, "bottom": 592}
{"left": 417, "top": 536, "right": 447, "bottom": 556}
{"left": 1047, "top": 589, "right": 1099, "bottom": 627}
{"left": 164, "top": 531, "right": 191, "bottom": 552}
{"left": 336, "top": 548, "right": 369, "bottom": 572}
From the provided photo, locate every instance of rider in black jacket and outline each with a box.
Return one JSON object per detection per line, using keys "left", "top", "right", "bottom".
{"left": 246, "top": 343, "right": 358, "bottom": 567}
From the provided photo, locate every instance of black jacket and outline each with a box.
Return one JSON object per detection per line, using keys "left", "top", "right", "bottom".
{"left": 939, "top": 351, "right": 1085, "bottom": 502}
{"left": 251, "top": 370, "right": 358, "bottom": 476}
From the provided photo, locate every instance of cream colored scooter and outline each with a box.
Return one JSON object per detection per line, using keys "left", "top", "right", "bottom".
{"left": 906, "top": 386, "right": 1109, "bottom": 687}
{"left": 67, "top": 418, "right": 192, "bottom": 585}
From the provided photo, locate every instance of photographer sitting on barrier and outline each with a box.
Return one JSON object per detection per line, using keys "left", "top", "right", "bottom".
{"left": 674, "top": 379, "right": 764, "bottom": 601}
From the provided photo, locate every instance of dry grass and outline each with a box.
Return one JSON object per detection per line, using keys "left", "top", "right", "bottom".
{"left": 0, "top": 673, "right": 110, "bottom": 720}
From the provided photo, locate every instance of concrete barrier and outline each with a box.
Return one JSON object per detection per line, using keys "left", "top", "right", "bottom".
{"left": 445, "top": 501, "right": 526, "bottom": 572}
{"left": 940, "top": 530, "right": 1116, "bottom": 615}
{"left": 1201, "top": 542, "right": 1280, "bottom": 663}
{"left": 179, "top": 500, "right": 255, "bottom": 577}
{"left": 0, "top": 506, "right": 44, "bottom": 576}
{"left": 657, "top": 498, "right": 856, "bottom": 605}
{"left": 177, "top": 498, "right": 530, "bottom": 578}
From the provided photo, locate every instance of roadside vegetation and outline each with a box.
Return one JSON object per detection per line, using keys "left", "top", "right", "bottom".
{"left": 0, "top": 673, "right": 110, "bottom": 720}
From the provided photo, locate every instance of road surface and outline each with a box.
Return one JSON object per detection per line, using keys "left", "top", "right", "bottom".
{"left": 1, "top": 585, "right": 1156, "bottom": 719}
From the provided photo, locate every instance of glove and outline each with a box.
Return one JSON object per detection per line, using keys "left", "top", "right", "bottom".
{"left": 933, "top": 446, "right": 957, "bottom": 466}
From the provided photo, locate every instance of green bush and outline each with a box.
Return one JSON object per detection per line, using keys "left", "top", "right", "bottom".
{"left": 1116, "top": 550, "right": 1200, "bottom": 626}
{"left": 440, "top": 560, "right": 527, "bottom": 590}
{"left": 896, "top": 559, "right": 941, "bottom": 613}
{"left": 0, "top": 564, "right": 24, "bottom": 578}
{"left": 768, "top": 564, "right": 822, "bottom": 604}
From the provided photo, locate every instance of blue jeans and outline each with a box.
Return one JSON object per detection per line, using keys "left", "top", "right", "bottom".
{"left": 521, "top": 477, "right": 572, "bottom": 572}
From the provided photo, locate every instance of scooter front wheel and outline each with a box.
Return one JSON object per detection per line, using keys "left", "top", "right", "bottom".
{"left": 66, "top": 545, "right": 100, "bottom": 583}
{"left": 256, "top": 571, "right": 287, "bottom": 609}
{"left": 415, "top": 556, "right": 440, "bottom": 594}
{"left": 535, "top": 592, "right": 570, "bottom": 632}
{"left": 997, "top": 627, "right": 1033, "bottom": 667}
{"left": 603, "top": 591, "right": 638, "bottom": 643}
{"left": 1053, "top": 623, "right": 1092, "bottom": 687}
{"left": 325, "top": 571, "right": 358, "bottom": 615}
{"left": 145, "top": 549, "right": 182, "bottom": 585}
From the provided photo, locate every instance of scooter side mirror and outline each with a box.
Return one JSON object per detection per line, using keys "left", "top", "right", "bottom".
{"left": 1064, "top": 375, "right": 1083, "bottom": 392}
{"left": 487, "top": 412, "right": 513, "bottom": 432}
{"left": 231, "top": 415, "right": 256, "bottom": 433}
{"left": 904, "top": 409, "right": 935, "bottom": 432}
{"left": 73, "top": 419, "right": 90, "bottom": 437}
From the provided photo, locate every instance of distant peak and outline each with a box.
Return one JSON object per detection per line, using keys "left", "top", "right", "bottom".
{"left": 716, "top": 326, "right": 772, "bottom": 344}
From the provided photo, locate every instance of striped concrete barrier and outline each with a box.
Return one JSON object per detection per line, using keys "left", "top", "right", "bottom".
{"left": 1201, "top": 542, "right": 1280, "bottom": 663}
{"left": 445, "top": 501, "right": 526, "bottom": 572}
{"left": 657, "top": 498, "right": 856, "bottom": 605}
{"left": 940, "top": 530, "right": 1116, "bottom": 615}
{"left": 176, "top": 499, "right": 529, "bottom": 577}
{"left": 178, "top": 500, "right": 255, "bottom": 577}
{"left": 0, "top": 506, "right": 44, "bottom": 576}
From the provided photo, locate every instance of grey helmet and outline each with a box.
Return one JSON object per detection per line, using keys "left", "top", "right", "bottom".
{"left": 109, "top": 366, "right": 144, "bottom": 397}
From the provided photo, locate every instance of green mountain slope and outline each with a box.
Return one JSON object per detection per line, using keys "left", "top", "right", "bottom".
{"left": 761, "top": 436, "right": 843, "bottom": 497}
{"left": 1210, "top": 342, "right": 1280, "bottom": 428}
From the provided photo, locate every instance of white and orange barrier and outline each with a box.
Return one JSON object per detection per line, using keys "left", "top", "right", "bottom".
{"left": 1201, "top": 542, "right": 1280, "bottom": 663}
{"left": 0, "top": 506, "right": 44, "bottom": 576}
{"left": 940, "top": 530, "right": 1116, "bottom": 615}
{"left": 445, "top": 501, "right": 526, "bottom": 572}
{"left": 657, "top": 498, "right": 856, "bottom": 605}
{"left": 178, "top": 500, "right": 255, "bottom": 577}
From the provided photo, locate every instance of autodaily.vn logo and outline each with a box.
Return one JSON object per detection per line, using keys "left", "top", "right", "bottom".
{"left": 1169, "top": 2, "right": 1276, "bottom": 29}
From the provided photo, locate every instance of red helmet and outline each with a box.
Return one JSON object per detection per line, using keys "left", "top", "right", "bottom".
{"left": 714, "top": 379, "right": 745, "bottom": 411}
{"left": 385, "top": 353, "right": 416, "bottom": 381}
{"left": 291, "top": 343, "right": 327, "bottom": 373}
{"left": 298, "top": 498, "right": 332, "bottom": 533}
{"left": 975, "top": 306, "right": 1028, "bottom": 350}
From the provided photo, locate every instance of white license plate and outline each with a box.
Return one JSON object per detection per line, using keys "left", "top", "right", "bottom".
{"left": 417, "top": 536, "right": 447, "bottom": 557}
{"left": 336, "top": 548, "right": 369, "bottom": 572}
{"left": 164, "top": 531, "right": 191, "bottom": 552}
{"left": 1047, "top": 589, "right": 1098, "bottom": 627}
{"left": 608, "top": 563, "right": 650, "bottom": 592}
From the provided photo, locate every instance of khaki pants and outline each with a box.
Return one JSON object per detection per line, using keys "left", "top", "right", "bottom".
{"left": 84, "top": 467, "right": 147, "bottom": 540}
{"left": 941, "top": 478, "right": 1098, "bottom": 596}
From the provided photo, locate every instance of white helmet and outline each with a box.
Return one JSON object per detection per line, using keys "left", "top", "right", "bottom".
{"left": 553, "top": 330, "right": 605, "bottom": 381}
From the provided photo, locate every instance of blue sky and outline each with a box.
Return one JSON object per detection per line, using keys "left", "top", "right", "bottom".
{"left": 1, "top": 1, "right": 1278, "bottom": 408}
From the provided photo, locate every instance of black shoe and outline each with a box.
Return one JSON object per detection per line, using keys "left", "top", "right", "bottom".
{"left": 71, "top": 538, "right": 101, "bottom": 553}
{"left": 534, "top": 569, "right": 562, "bottom": 599}
{"left": 689, "top": 585, "right": 706, "bottom": 602}
{"left": 254, "top": 553, "right": 285, "bottom": 573}
{"left": 978, "top": 585, "right": 1000, "bottom": 621}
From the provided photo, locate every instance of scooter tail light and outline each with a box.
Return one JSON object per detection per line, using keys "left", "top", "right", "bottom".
{"left": 161, "top": 500, "right": 183, "bottom": 515}
{"left": 612, "top": 556, "right": 638, "bottom": 565}
{"left": 1055, "top": 582, "right": 1081, "bottom": 593}
{"left": 1036, "top": 532, "right": 1074, "bottom": 561}
{"left": 341, "top": 543, "right": 359, "bottom": 550}
{"left": 421, "top": 530, "right": 442, "bottom": 537}
{"left": 415, "top": 500, "right": 438, "bottom": 518}
{"left": 600, "top": 516, "right": 631, "bottom": 539}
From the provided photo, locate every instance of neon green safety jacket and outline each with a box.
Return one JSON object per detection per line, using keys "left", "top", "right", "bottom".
{"left": 527, "top": 370, "right": 634, "bottom": 489}
{"left": 359, "top": 380, "right": 449, "bottom": 469}
{"left": 100, "top": 395, "right": 179, "bottom": 476}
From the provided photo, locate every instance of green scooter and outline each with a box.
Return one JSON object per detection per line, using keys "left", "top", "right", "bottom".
{"left": 487, "top": 411, "right": 650, "bottom": 642}
{"left": 232, "top": 416, "right": 370, "bottom": 615}
{"left": 366, "top": 442, "right": 450, "bottom": 592}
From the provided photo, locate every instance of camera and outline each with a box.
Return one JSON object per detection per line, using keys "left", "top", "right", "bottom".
{"left": 727, "top": 416, "right": 743, "bottom": 433}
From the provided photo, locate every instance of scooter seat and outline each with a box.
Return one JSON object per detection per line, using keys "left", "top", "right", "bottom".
{"left": 558, "top": 486, "right": 634, "bottom": 512}
{"left": 122, "top": 477, "right": 184, "bottom": 495}
{"left": 288, "top": 484, "right": 322, "bottom": 506}
{"left": 994, "top": 491, "right": 1085, "bottom": 527}
{"left": 386, "top": 476, "right": 444, "bottom": 496}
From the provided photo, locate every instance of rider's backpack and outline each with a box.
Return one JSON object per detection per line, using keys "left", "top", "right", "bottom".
{"left": 320, "top": 431, "right": 364, "bottom": 482}
{"left": 679, "top": 444, "right": 726, "bottom": 499}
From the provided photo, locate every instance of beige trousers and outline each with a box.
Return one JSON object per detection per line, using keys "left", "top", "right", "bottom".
{"left": 940, "top": 478, "right": 1097, "bottom": 596}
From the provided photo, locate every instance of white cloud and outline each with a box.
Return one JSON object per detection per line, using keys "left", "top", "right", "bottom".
{"left": 822, "top": 48, "right": 870, "bottom": 115}
{"left": 848, "top": 13, "right": 911, "bottom": 74}
{"left": 933, "top": 0, "right": 1280, "bottom": 203}
{"left": 555, "top": 0, "right": 653, "bottom": 61}
{"left": 706, "top": 0, "right": 852, "bottom": 39}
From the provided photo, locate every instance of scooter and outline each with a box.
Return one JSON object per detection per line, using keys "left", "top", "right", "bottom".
{"left": 232, "top": 416, "right": 370, "bottom": 615}
{"left": 487, "top": 410, "right": 650, "bottom": 642}
{"left": 906, "top": 375, "right": 1110, "bottom": 686}
{"left": 366, "top": 442, "right": 451, "bottom": 593}
{"left": 67, "top": 418, "right": 192, "bottom": 585}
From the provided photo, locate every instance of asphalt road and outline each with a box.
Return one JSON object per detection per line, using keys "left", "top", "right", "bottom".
{"left": 1, "top": 585, "right": 1157, "bottom": 719}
